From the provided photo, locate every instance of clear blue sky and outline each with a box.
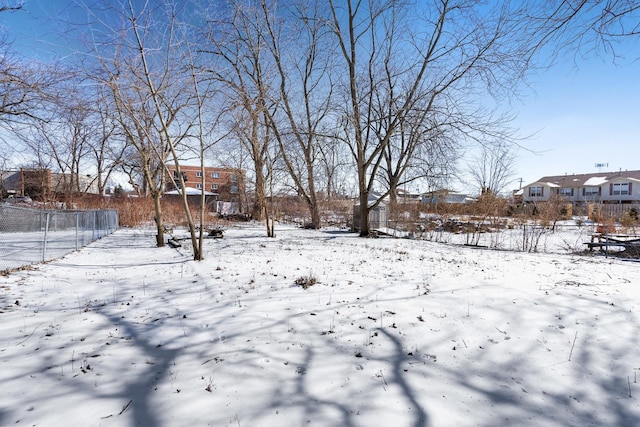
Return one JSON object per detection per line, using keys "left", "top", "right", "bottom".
{"left": 2, "top": 2, "right": 639, "bottom": 193}
{"left": 513, "top": 52, "right": 640, "bottom": 189}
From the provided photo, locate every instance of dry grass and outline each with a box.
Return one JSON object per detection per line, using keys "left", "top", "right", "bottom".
{"left": 68, "top": 195, "right": 217, "bottom": 227}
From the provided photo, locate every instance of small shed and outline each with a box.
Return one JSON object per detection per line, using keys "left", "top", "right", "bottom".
{"left": 352, "top": 193, "right": 388, "bottom": 232}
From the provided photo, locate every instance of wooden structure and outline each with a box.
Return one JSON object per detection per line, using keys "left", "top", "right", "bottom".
{"left": 585, "top": 233, "right": 640, "bottom": 255}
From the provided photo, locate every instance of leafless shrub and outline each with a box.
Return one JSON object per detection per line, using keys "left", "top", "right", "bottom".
{"left": 295, "top": 274, "right": 317, "bottom": 290}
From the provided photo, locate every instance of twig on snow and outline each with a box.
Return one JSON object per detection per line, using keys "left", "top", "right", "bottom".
{"left": 568, "top": 331, "right": 578, "bottom": 361}
{"left": 16, "top": 322, "right": 43, "bottom": 346}
{"left": 119, "top": 400, "right": 133, "bottom": 415}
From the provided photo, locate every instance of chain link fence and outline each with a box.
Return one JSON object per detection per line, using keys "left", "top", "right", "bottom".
{"left": 386, "top": 219, "right": 616, "bottom": 256}
{"left": 410, "top": 222, "right": 595, "bottom": 254}
{"left": 0, "top": 205, "right": 118, "bottom": 272}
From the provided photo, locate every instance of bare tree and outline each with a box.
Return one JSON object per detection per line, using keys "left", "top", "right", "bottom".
{"left": 79, "top": 0, "right": 204, "bottom": 254}
{"left": 200, "top": 0, "right": 278, "bottom": 235}
{"left": 317, "top": 133, "right": 353, "bottom": 200}
{"left": 0, "top": 48, "right": 48, "bottom": 123}
{"left": 14, "top": 75, "right": 100, "bottom": 203}
{"left": 253, "top": 0, "right": 337, "bottom": 229}
{"left": 0, "top": 1, "right": 23, "bottom": 13}
{"left": 327, "top": 0, "right": 544, "bottom": 236}
{"left": 87, "top": 84, "right": 125, "bottom": 195}
{"left": 467, "top": 142, "right": 517, "bottom": 196}
{"left": 377, "top": 99, "right": 461, "bottom": 213}
{"left": 182, "top": 36, "right": 229, "bottom": 258}
{"left": 107, "top": 77, "right": 170, "bottom": 247}
{"left": 0, "top": 42, "right": 61, "bottom": 166}
{"left": 527, "top": 1, "right": 640, "bottom": 62}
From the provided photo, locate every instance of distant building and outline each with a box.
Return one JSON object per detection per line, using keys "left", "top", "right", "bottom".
{"left": 50, "top": 173, "right": 99, "bottom": 195}
{"left": 1, "top": 168, "right": 56, "bottom": 200}
{"left": 1, "top": 168, "right": 105, "bottom": 200}
{"left": 164, "top": 165, "right": 245, "bottom": 212}
{"left": 0, "top": 170, "right": 22, "bottom": 197}
{"left": 421, "top": 189, "right": 476, "bottom": 205}
{"left": 522, "top": 170, "right": 640, "bottom": 204}
{"left": 395, "top": 189, "right": 422, "bottom": 204}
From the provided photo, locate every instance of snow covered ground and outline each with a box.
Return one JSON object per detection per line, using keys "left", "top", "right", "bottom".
{"left": 1, "top": 224, "right": 639, "bottom": 426}
{"left": 0, "top": 230, "right": 98, "bottom": 271}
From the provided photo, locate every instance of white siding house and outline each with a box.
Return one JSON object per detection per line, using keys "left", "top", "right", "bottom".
{"left": 522, "top": 171, "right": 640, "bottom": 204}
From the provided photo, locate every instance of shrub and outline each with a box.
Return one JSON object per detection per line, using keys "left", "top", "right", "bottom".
{"left": 295, "top": 274, "right": 317, "bottom": 289}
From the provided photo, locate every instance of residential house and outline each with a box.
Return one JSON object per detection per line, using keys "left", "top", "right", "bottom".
{"left": 522, "top": 170, "right": 640, "bottom": 205}
{"left": 395, "top": 189, "right": 422, "bottom": 204}
{"left": 422, "top": 189, "right": 476, "bottom": 205}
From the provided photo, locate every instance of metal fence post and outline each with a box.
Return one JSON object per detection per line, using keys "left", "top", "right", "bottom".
{"left": 76, "top": 212, "right": 80, "bottom": 251}
{"left": 43, "top": 211, "right": 50, "bottom": 262}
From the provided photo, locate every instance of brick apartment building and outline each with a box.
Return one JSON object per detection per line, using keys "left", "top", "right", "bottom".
{"left": 165, "top": 165, "right": 244, "bottom": 204}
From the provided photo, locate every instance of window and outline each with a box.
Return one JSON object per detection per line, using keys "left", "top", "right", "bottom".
{"left": 230, "top": 185, "right": 239, "bottom": 193}
{"left": 529, "top": 186, "right": 543, "bottom": 197}
{"left": 230, "top": 174, "right": 238, "bottom": 182}
{"left": 196, "top": 183, "right": 202, "bottom": 190}
{"left": 210, "top": 172, "right": 220, "bottom": 179}
{"left": 196, "top": 171, "right": 202, "bottom": 178}
{"left": 173, "top": 171, "right": 187, "bottom": 182}
{"left": 558, "top": 188, "right": 573, "bottom": 197}
{"left": 211, "top": 184, "right": 218, "bottom": 190}
{"left": 584, "top": 187, "right": 600, "bottom": 196}
{"left": 612, "top": 183, "right": 630, "bottom": 195}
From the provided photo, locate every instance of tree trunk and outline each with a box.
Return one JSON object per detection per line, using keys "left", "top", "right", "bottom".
{"left": 306, "top": 162, "right": 321, "bottom": 229}
{"left": 152, "top": 194, "right": 165, "bottom": 247}
{"left": 388, "top": 182, "right": 398, "bottom": 224}
{"left": 252, "top": 160, "right": 266, "bottom": 221}
{"left": 264, "top": 203, "right": 275, "bottom": 237}
{"left": 358, "top": 172, "right": 369, "bottom": 236}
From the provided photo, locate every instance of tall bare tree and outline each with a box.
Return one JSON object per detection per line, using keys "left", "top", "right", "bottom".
{"left": 200, "top": 0, "right": 278, "bottom": 235}
{"left": 80, "top": 0, "right": 204, "bottom": 255}
{"left": 327, "top": 0, "right": 556, "bottom": 236}
{"left": 467, "top": 142, "right": 517, "bottom": 196}
{"left": 254, "top": 0, "right": 337, "bottom": 229}
{"left": 107, "top": 74, "right": 170, "bottom": 246}
{"left": 87, "top": 84, "right": 124, "bottom": 195}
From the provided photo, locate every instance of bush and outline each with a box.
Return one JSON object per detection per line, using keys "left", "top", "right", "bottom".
{"left": 295, "top": 274, "right": 317, "bottom": 289}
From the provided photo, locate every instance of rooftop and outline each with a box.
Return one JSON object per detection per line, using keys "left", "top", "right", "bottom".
{"left": 531, "top": 170, "right": 640, "bottom": 187}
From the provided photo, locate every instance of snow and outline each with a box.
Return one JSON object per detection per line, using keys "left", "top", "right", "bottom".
{"left": 1, "top": 224, "right": 640, "bottom": 426}
{"left": 164, "top": 188, "right": 215, "bottom": 195}
{"left": 583, "top": 177, "right": 608, "bottom": 186}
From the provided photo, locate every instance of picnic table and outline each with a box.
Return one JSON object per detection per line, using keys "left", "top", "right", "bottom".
{"left": 166, "top": 227, "right": 224, "bottom": 248}
{"left": 585, "top": 233, "right": 640, "bottom": 253}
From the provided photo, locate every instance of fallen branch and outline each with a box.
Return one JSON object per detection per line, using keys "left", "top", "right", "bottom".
{"left": 568, "top": 331, "right": 578, "bottom": 361}
{"left": 16, "top": 323, "right": 43, "bottom": 346}
{"left": 119, "top": 400, "right": 133, "bottom": 415}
